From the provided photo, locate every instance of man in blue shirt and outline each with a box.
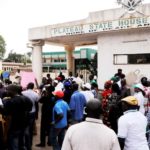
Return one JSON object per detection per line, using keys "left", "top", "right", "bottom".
{"left": 52, "top": 90, "right": 70, "bottom": 150}
{"left": 69, "top": 83, "right": 86, "bottom": 123}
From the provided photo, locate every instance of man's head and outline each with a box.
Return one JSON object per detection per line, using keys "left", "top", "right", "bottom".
{"left": 69, "top": 71, "right": 73, "bottom": 77}
{"left": 42, "top": 77, "right": 47, "bottom": 84}
{"left": 89, "top": 74, "right": 94, "bottom": 81}
{"left": 72, "top": 83, "right": 79, "bottom": 92}
{"left": 104, "top": 80, "right": 112, "bottom": 89}
{"left": 121, "top": 96, "right": 139, "bottom": 112}
{"left": 47, "top": 73, "right": 50, "bottom": 78}
{"left": 27, "top": 82, "right": 34, "bottom": 90}
{"left": 6, "top": 84, "right": 19, "bottom": 97}
{"left": 80, "top": 74, "right": 83, "bottom": 79}
{"left": 133, "top": 83, "right": 144, "bottom": 93}
{"left": 141, "top": 77, "right": 148, "bottom": 86}
{"left": 83, "top": 83, "right": 91, "bottom": 90}
{"left": 75, "top": 73, "right": 78, "bottom": 78}
{"left": 64, "top": 81, "right": 71, "bottom": 88}
{"left": 45, "top": 84, "right": 55, "bottom": 94}
{"left": 91, "top": 82, "right": 98, "bottom": 89}
{"left": 17, "top": 69, "right": 20, "bottom": 73}
{"left": 52, "top": 90, "right": 64, "bottom": 100}
{"left": 118, "top": 69, "right": 122, "bottom": 73}
{"left": 85, "top": 99, "right": 103, "bottom": 119}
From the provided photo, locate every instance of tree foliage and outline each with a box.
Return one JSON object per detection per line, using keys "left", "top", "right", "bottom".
{"left": 0, "top": 35, "right": 6, "bottom": 57}
{"left": 4, "top": 52, "right": 31, "bottom": 64}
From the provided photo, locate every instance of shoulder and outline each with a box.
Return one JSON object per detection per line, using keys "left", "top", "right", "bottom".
{"left": 66, "top": 123, "right": 83, "bottom": 136}
{"left": 22, "top": 90, "right": 27, "bottom": 94}
{"left": 137, "top": 111, "right": 147, "bottom": 120}
{"left": 101, "top": 124, "right": 118, "bottom": 136}
{"left": 118, "top": 114, "right": 127, "bottom": 123}
{"left": 62, "top": 100, "right": 69, "bottom": 106}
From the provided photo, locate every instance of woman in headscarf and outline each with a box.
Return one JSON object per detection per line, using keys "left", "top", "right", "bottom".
{"left": 133, "top": 83, "right": 146, "bottom": 115}
{"left": 101, "top": 80, "right": 112, "bottom": 127}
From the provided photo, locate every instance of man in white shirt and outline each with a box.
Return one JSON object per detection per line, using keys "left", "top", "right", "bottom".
{"left": 62, "top": 99, "right": 121, "bottom": 150}
{"left": 118, "top": 96, "right": 149, "bottom": 150}
{"left": 15, "top": 69, "right": 21, "bottom": 84}
{"left": 81, "top": 83, "right": 94, "bottom": 102}
{"left": 54, "top": 77, "right": 64, "bottom": 91}
{"left": 133, "top": 83, "right": 146, "bottom": 114}
{"left": 22, "top": 82, "right": 40, "bottom": 150}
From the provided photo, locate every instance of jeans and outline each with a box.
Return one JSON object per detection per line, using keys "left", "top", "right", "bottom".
{"left": 47, "top": 124, "right": 53, "bottom": 146}
{"left": 8, "top": 129, "right": 25, "bottom": 150}
{"left": 51, "top": 126, "right": 65, "bottom": 150}
{"left": 24, "top": 112, "right": 36, "bottom": 150}
{"left": 39, "top": 116, "right": 50, "bottom": 145}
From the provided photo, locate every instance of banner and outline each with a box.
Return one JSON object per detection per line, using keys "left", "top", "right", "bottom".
{"left": 20, "top": 71, "right": 36, "bottom": 88}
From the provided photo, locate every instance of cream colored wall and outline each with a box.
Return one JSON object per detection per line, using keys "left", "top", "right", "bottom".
{"left": 97, "top": 29, "right": 150, "bottom": 89}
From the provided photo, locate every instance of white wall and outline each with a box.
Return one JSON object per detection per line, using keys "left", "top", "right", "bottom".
{"left": 97, "top": 28, "right": 150, "bottom": 89}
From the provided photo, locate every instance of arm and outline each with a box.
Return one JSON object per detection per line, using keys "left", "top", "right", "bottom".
{"left": 35, "top": 101, "right": 39, "bottom": 119}
{"left": 0, "top": 98, "right": 13, "bottom": 115}
{"left": 118, "top": 137, "right": 125, "bottom": 150}
{"left": 54, "top": 111, "right": 63, "bottom": 124}
{"left": 69, "top": 95, "right": 75, "bottom": 111}
{"left": 67, "top": 110, "right": 72, "bottom": 123}
{"left": 117, "top": 117, "right": 127, "bottom": 150}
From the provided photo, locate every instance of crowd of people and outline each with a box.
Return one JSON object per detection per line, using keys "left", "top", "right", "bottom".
{"left": 0, "top": 69, "right": 149, "bottom": 150}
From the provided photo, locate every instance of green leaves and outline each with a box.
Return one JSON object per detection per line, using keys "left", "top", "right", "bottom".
{"left": 0, "top": 35, "right": 6, "bottom": 57}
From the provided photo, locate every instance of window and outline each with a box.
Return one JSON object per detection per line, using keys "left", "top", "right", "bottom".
{"left": 114, "top": 53, "right": 150, "bottom": 64}
{"left": 128, "top": 54, "right": 150, "bottom": 64}
{"left": 114, "top": 55, "right": 127, "bottom": 64}
{"left": 54, "top": 59, "right": 60, "bottom": 62}
{"left": 42, "top": 67, "right": 48, "bottom": 72}
{"left": 60, "top": 59, "right": 66, "bottom": 62}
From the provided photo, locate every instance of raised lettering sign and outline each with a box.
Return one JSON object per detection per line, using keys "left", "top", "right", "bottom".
{"left": 50, "top": 16, "right": 150, "bottom": 37}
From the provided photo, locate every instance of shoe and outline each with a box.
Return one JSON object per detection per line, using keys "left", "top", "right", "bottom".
{"left": 36, "top": 143, "right": 45, "bottom": 147}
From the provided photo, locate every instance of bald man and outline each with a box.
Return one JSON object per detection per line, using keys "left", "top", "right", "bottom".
{"left": 62, "top": 99, "right": 121, "bottom": 150}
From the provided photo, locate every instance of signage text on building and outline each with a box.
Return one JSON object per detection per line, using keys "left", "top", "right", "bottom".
{"left": 50, "top": 16, "right": 150, "bottom": 37}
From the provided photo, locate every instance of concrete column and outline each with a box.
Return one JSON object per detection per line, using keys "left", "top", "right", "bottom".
{"left": 65, "top": 45, "right": 75, "bottom": 76}
{"left": 31, "top": 40, "right": 44, "bottom": 85}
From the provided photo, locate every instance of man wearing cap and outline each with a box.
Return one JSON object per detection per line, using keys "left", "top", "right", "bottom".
{"left": 118, "top": 96, "right": 149, "bottom": 150}
{"left": 22, "top": 82, "right": 40, "bottom": 149}
{"left": 133, "top": 83, "right": 146, "bottom": 114}
{"left": 81, "top": 83, "right": 94, "bottom": 103}
{"left": 63, "top": 81, "right": 72, "bottom": 104}
{"left": 51, "top": 90, "right": 70, "bottom": 150}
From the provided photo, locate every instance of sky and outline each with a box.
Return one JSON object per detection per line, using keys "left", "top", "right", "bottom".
{"left": 0, "top": 0, "right": 149, "bottom": 57}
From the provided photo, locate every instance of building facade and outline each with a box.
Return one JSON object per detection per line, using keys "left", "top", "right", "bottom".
{"left": 28, "top": 2, "right": 150, "bottom": 88}
{"left": 42, "top": 48, "right": 96, "bottom": 73}
{"left": 2, "top": 48, "right": 96, "bottom": 81}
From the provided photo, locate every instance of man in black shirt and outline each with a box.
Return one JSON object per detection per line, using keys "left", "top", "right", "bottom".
{"left": 114, "top": 69, "right": 125, "bottom": 79}
{"left": 0, "top": 84, "right": 32, "bottom": 150}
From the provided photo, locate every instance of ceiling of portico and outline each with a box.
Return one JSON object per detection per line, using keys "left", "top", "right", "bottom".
{"left": 44, "top": 32, "right": 99, "bottom": 47}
